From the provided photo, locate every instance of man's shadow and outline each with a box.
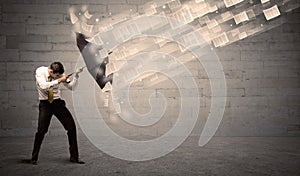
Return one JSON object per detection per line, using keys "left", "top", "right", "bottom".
{"left": 18, "top": 158, "right": 71, "bottom": 165}
{"left": 19, "top": 159, "right": 32, "bottom": 164}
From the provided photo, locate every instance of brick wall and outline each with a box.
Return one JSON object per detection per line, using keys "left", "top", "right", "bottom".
{"left": 0, "top": 0, "right": 299, "bottom": 137}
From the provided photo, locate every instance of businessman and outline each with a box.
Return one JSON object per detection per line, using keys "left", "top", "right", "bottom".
{"left": 31, "top": 62, "right": 84, "bottom": 165}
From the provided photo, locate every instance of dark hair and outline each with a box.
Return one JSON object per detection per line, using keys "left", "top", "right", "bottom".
{"left": 50, "top": 62, "right": 64, "bottom": 74}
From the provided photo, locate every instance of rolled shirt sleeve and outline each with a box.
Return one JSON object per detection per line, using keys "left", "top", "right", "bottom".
{"left": 62, "top": 74, "right": 79, "bottom": 91}
{"left": 35, "top": 67, "right": 59, "bottom": 90}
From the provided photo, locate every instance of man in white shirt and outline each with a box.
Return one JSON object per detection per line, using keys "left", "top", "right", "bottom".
{"left": 31, "top": 62, "right": 84, "bottom": 165}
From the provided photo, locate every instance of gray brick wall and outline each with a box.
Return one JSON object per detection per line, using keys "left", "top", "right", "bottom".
{"left": 0, "top": 0, "right": 299, "bottom": 137}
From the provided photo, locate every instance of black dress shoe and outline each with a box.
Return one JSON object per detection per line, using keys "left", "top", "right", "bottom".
{"left": 70, "top": 158, "right": 85, "bottom": 164}
{"left": 31, "top": 159, "right": 38, "bottom": 165}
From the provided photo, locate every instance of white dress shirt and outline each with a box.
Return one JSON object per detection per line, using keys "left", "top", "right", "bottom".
{"left": 35, "top": 66, "right": 79, "bottom": 100}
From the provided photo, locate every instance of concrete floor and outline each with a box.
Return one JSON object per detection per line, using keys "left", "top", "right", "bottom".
{"left": 0, "top": 133, "right": 300, "bottom": 176}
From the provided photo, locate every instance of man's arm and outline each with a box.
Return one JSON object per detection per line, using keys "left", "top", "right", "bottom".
{"left": 35, "top": 68, "right": 59, "bottom": 90}
{"left": 36, "top": 67, "right": 69, "bottom": 90}
{"left": 63, "top": 74, "right": 79, "bottom": 91}
{"left": 62, "top": 68, "right": 83, "bottom": 91}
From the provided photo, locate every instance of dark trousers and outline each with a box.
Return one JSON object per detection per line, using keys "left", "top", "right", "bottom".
{"left": 31, "top": 99, "right": 79, "bottom": 161}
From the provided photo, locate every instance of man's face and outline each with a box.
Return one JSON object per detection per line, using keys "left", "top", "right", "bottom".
{"left": 49, "top": 69, "right": 62, "bottom": 79}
